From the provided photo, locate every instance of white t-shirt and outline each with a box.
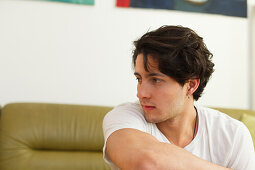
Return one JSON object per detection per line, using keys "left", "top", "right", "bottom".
{"left": 103, "top": 102, "right": 255, "bottom": 170}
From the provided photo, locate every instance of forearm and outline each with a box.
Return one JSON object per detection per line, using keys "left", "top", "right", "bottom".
{"left": 106, "top": 129, "right": 231, "bottom": 170}
{"left": 155, "top": 142, "right": 231, "bottom": 170}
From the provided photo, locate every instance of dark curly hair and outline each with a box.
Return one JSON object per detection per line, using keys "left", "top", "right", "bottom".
{"left": 132, "top": 25, "right": 214, "bottom": 100}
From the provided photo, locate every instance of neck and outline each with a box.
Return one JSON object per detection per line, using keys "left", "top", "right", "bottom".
{"left": 156, "top": 104, "right": 198, "bottom": 148}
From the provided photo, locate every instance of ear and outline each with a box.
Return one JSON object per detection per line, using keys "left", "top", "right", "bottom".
{"left": 186, "top": 78, "right": 200, "bottom": 96}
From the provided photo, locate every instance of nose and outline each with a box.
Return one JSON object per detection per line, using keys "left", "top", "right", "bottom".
{"left": 137, "top": 82, "right": 151, "bottom": 99}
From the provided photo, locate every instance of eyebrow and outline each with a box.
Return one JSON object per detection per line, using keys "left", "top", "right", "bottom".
{"left": 134, "top": 72, "right": 166, "bottom": 78}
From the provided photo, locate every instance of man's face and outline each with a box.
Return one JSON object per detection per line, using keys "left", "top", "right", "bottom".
{"left": 134, "top": 53, "right": 189, "bottom": 123}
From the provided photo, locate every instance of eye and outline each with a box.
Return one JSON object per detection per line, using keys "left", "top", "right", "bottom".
{"left": 152, "top": 78, "right": 162, "bottom": 83}
{"left": 136, "top": 77, "right": 142, "bottom": 83}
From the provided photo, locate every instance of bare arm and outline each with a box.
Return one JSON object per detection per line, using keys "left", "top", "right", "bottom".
{"left": 106, "top": 128, "right": 231, "bottom": 170}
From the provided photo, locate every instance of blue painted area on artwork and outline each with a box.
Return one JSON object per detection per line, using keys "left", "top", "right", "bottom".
{"left": 129, "top": 0, "right": 247, "bottom": 18}
{"left": 130, "top": 0, "right": 174, "bottom": 10}
{"left": 46, "top": 0, "right": 94, "bottom": 5}
{"left": 173, "top": 0, "right": 212, "bottom": 13}
{"left": 206, "top": 0, "right": 247, "bottom": 17}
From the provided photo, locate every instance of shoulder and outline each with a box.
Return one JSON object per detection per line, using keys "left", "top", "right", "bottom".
{"left": 197, "top": 105, "right": 243, "bottom": 132}
{"left": 103, "top": 102, "right": 146, "bottom": 123}
{"left": 196, "top": 105, "right": 246, "bottom": 150}
{"left": 196, "top": 105, "right": 254, "bottom": 168}
{"left": 103, "top": 102, "right": 148, "bottom": 139}
{"left": 109, "top": 102, "right": 144, "bottom": 114}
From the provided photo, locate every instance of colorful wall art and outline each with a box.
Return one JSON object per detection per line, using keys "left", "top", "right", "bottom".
{"left": 45, "top": 0, "right": 94, "bottom": 5}
{"left": 116, "top": 0, "right": 247, "bottom": 18}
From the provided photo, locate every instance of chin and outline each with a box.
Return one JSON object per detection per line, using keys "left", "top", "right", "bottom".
{"left": 143, "top": 110, "right": 160, "bottom": 122}
{"left": 144, "top": 115, "right": 160, "bottom": 123}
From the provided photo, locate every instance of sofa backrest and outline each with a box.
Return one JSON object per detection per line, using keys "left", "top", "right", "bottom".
{"left": 0, "top": 105, "right": 2, "bottom": 119}
{"left": 0, "top": 103, "right": 112, "bottom": 170}
{"left": 212, "top": 107, "right": 255, "bottom": 121}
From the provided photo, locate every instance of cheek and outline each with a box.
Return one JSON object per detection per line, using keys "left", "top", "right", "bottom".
{"left": 154, "top": 91, "right": 174, "bottom": 109}
{"left": 156, "top": 86, "right": 184, "bottom": 105}
{"left": 157, "top": 86, "right": 175, "bottom": 99}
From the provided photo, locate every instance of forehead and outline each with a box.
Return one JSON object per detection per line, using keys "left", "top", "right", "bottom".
{"left": 135, "top": 53, "right": 160, "bottom": 73}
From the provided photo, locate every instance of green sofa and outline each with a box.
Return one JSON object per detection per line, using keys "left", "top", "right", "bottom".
{"left": 0, "top": 103, "right": 112, "bottom": 170}
{"left": 0, "top": 103, "right": 254, "bottom": 170}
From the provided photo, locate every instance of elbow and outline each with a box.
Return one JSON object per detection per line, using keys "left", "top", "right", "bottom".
{"left": 137, "top": 160, "right": 157, "bottom": 170}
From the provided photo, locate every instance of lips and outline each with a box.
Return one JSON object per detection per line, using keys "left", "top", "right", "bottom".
{"left": 142, "top": 105, "right": 156, "bottom": 111}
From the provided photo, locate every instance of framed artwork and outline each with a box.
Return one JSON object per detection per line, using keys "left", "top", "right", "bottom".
{"left": 45, "top": 0, "right": 94, "bottom": 5}
{"left": 116, "top": 0, "right": 247, "bottom": 18}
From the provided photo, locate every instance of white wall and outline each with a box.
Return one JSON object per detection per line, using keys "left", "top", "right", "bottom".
{"left": 0, "top": 0, "right": 251, "bottom": 109}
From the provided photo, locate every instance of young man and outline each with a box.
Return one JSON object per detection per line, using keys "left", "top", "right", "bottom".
{"left": 103, "top": 26, "right": 255, "bottom": 170}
